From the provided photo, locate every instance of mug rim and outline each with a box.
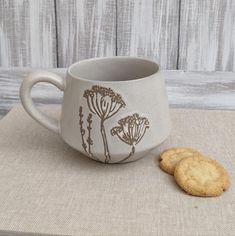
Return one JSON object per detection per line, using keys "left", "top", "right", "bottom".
{"left": 67, "top": 56, "right": 161, "bottom": 83}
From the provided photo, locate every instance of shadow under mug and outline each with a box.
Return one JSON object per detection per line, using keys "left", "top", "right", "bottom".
{"left": 20, "top": 57, "right": 171, "bottom": 164}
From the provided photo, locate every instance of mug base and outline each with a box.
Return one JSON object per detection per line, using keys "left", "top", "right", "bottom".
{"left": 89, "top": 149, "right": 150, "bottom": 164}
{"left": 63, "top": 129, "right": 171, "bottom": 164}
{"left": 86, "top": 130, "right": 170, "bottom": 164}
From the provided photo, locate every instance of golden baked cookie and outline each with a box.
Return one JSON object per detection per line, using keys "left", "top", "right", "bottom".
{"left": 174, "top": 156, "right": 230, "bottom": 197}
{"left": 159, "top": 147, "right": 202, "bottom": 175}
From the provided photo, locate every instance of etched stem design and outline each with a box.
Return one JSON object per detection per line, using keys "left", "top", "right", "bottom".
{"left": 79, "top": 106, "right": 94, "bottom": 159}
{"left": 79, "top": 86, "right": 150, "bottom": 163}
{"left": 79, "top": 106, "right": 87, "bottom": 154}
{"left": 87, "top": 113, "right": 93, "bottom": 156}
{"left": 100, "top": 120, "right": 110, "bottom": 163}
{"left": 83, "top": 85, "right": 125, "bottom": 163}
{"left": 111, "top": 114, "right": 150, "bottom": 163}
{"left": 115, "top": 145, "right": 135, "bottom": 164}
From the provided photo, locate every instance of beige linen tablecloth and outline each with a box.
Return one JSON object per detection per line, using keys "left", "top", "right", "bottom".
{"left": 0, "top": 105, "right": 234, "bottom": 236}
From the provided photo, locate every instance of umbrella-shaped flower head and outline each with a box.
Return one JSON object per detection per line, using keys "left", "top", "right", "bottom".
{"left": 83, "top": 85, "right": 126, "bottom": 120}
{"left": 111, "top": 113, "right": 150, "bottom": 146}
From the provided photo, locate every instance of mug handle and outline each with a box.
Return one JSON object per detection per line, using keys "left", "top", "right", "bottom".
{"left": 20, "top": 71, "right": 66, "bottom": 134}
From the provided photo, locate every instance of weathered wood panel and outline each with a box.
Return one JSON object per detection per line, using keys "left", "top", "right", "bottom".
{"left": 1, "top": 68, "right": 235, "bottom": 119}
{"left": 56, "top": 0, "right": 116, "bottom": 67}
{"left": 179, "top": 0, "right": 235, "bottom": 71}
{"left": 165, "top": 70, "right": 235, "bottom": 109}
{"left": 0, "top": 0, "right": 57, "bottom": 67}
{"left": 117, "top": 0, "right": 179, "bottom": 69}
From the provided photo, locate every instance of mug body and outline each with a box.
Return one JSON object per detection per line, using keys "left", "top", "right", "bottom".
{"left": 60, "top": 57, "right": 171, "bottom": 163}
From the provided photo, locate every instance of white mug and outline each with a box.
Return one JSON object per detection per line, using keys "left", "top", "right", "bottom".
{"left": 20, "top": 57, "right": 171, "bottom": 164}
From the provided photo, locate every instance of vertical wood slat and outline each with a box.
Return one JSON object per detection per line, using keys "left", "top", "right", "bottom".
{"left": 1, "top": 0, "right": 235, "bottom": 71}
{"left": 0, "top": 0, "right": 57, "bottom": 67}
{"left": 179, "top": 0, "right": 235, "bottom": 71}
{"left": 117, "top": 0, "right": 179, "bottom": 70}
{"left": 56, "top": 0, "right": 116, "bottom": 67}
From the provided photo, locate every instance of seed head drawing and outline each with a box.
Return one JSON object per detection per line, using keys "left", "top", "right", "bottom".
{"left": 79, "top": 106, "right": 94, "bottom": 159}
{"left": 83, "top": 85, "right": 126, "bottom": 163}
{"left": 111, "top": 113, "right": 150, "bottom": 163}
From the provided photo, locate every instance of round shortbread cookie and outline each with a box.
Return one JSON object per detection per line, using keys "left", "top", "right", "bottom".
{"left": 174, "top": 156, "right": 230, "bottom": 197}
{"left": 159, "top": 148, "right": 202, "bottom": 175}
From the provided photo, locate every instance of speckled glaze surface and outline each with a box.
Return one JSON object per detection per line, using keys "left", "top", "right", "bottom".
{"left": 20, "top": 57, "right": 171, "bottom": 163}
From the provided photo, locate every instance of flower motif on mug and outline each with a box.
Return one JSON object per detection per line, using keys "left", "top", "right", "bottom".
{"left": 111, "top": 113, "right": 150, "bottom": 146}
{"left": 82, "top": 85, "right": 126, "bottom": 163}
{"left": 83, "top": 85, "right": 126, "bottom": 120}
{"left": 79, "top": 85, "right": 150, "bottom": 163}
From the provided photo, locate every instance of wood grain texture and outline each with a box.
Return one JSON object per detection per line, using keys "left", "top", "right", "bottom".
{"left": 165, "top": 70, "right": 235, "bottom": 109}
{"left": 1, "top": 0, "right": 235, "bottom": 71}
{"left": 0, "top": 0, "right": 57, "bottom": 67}
{"left": 56, "top": 0, "right": 116, "bottom": 67}
{"left": 1, "top": 68, "right": 235, "bottom": 119}
{"left": 117, "top": 0, "right": 179, "bottom": 69}
{"left": 179, "top": 0, "right": 235, "bottom": 71}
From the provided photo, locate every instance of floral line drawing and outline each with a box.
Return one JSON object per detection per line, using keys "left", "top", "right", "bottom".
{"left": 79, "top": 85, "right": 150, "bottom": 163}
{"left": 79, "top": 106, "right": 95, "bottom": 159}
{"left": 111, "top": 113, "right": 150, "bottom": 163}
{"left": 87, "top": 113, "right": 93, "bottom": 155}
{"left": 83, "top": 85, "right": 126, "bottom": 163}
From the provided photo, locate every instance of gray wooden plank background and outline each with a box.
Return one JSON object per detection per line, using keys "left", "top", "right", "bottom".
{"left": 179, "top": 0, "right": 235, "bottom": 71}
{"left": 0, "top": 0, "right": 57, "bottom": 67}
{"left": 56, "top": 0, "right": 116, "bottom": 67}
{"left": 117, "top": 0, "right": 179, "bottom": 69}
{"left": 0, "top": 0, "right": 235, "bottom": 71}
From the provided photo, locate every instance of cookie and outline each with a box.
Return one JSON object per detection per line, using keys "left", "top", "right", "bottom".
{"left": 159, "top": 148, "right": 202, "bottom": 175}
{"left": 174, "top": 156, "right": 230, "bottom": 197}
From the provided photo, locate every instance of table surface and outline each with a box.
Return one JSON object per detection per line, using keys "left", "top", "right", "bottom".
{"left": 1, "top": 100, "right": 235, "bottom": 236}
{"left": 0, "top": 69, "right": 235, "bottom": 236}
{"left": 0, "top": 68, "right": 235, "bottom": 119}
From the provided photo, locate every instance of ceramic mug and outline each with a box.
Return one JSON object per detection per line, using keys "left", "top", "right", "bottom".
{"left": 20, "top": 57, "right": 171, "bottom": 164}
